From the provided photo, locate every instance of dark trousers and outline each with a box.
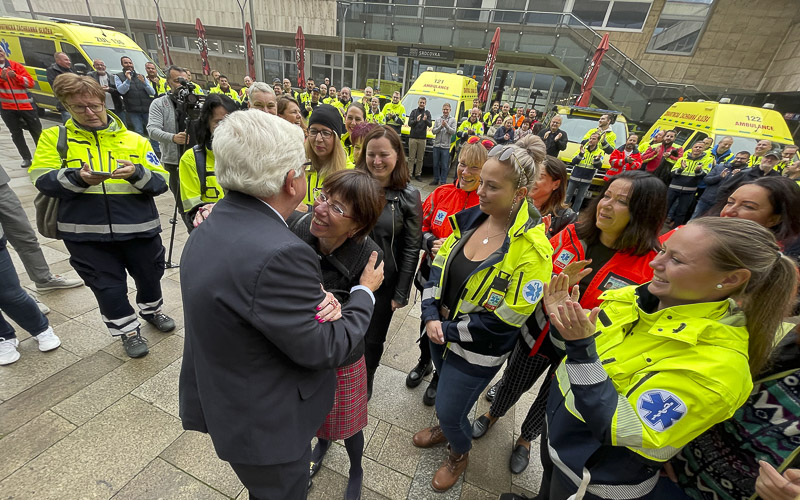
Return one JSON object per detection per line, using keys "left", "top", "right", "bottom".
{"left": 163, "top": 162, "right": 193, "bottom": 232}
{"left": 230, "top": 445, "right": 311, "bottom": 500}
{"left": 666, "top": 189, "right": 696, "bottom": 226}
{"left": 364, "top": 282, "right": 396, "bottom": 374}
{"left": 430, "top": 340, "right": 500, "bottom": 454}
{"left": 0, "top": 108, "right": 42, "bottom": 160}
{"left": 64, "top": 236, "right": 165, "bottom": 336}
{"left": 0, "top": 246, "right": 48, "bottom": 339}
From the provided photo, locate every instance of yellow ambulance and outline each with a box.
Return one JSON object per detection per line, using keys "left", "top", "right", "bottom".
{"left": 0, "top": 16, "right": 157, "bottom": 113}
{"left": 400, "top": 71, "right": 478, "bottom": 164}
{"left": 640, "top": 100, "right": 796, "bottom": 157}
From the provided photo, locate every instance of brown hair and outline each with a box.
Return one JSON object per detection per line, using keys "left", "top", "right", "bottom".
{"left": 538, "top": 156, "right": 570, "bottom": 217}
{"left": 688, "top": 217, "right": 798, "bottom": 375}
{"left": 277, "top": 95, "right": 300, "bottom": 116}
{"left": 52, "top": 73, "right": 105, "bottom": 104}
{"left": 323, "top": 170, "right": 386, "bottom": 240}
{"left": 355, "top": 125, "right": 410, "bottom": 190}
{"left": 458, "top": 141, "right": 489, "bottom": 170}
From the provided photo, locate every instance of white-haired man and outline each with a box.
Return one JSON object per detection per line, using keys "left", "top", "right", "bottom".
{"left": 179, "top": 110, "right": 384, "bottom": 500}
{"left": 246, "top": 82, "right": 277, "bottom": 114}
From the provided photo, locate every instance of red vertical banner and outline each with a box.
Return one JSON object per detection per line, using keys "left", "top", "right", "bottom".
{"left": 245, "top": 22, "right": 256, "bottom": 81}
{"left": 295, "top": 26, "right": 306, "bottom": 89}
{"left": 156, "top": 17, "right": 172, "bottom": 66}
{"left": 195, "top": 18, "right": 210, "bottom": 76}
{"left": 575, "top": 33, "right": 610, "bottom": 108}
{"left": 478, "top": 28, "right": 500, "bottom": 105}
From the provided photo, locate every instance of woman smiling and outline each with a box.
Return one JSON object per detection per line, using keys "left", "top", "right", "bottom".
{"left": 300, "top": 104, "right": 351, "bottom": 211}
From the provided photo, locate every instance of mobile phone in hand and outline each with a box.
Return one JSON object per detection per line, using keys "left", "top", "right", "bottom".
{"left": 90, "top": 170, "right": 113, "bottom": 177}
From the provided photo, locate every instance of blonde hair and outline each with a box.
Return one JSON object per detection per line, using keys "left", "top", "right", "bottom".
{"left": 458, "top": 141, "right": 489, "bottom": 169}
{"left": 498, "top": 134, "right": 546, "bottom": 191}
{"left": 304, "top": 132, "right": 348, "bottom": 178}
{"left": 688, "top": 217, "right": 798, "bottom": 374}
{"left": 52, "top": 73, "right": 105, "bottom": 103}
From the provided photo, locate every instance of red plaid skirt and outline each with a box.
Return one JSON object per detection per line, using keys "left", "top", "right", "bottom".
{"left": 316, "top": 356, "right": 368, "bottom": 440}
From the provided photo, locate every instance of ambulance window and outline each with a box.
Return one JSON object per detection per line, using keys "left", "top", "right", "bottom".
{"left": 670, "top": 127, "right": 694, "bottom": 147}
{"left": 19, "top": 37, "right": 56, "bottom": 69}
{"left": 60, "top": 43, "right": 91, "bottom": 70}
{"left": 686, "top": 132, "right": 708, "bottom": 149}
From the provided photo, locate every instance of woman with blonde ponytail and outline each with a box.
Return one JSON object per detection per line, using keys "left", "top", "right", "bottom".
{"left": 411, "top": 134, "right": 553, "bottom": 493}
{"left": 534, "top": 216, "right": 797, "bottom": 500}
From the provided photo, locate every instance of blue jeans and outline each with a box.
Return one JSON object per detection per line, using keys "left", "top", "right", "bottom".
{"left": 128, "top": 112, "right": 149, "bottom": 136}
{"left": 432, "top": 147, "right": 450, "bottom": 184}
{"left": 430, "top": 340, "right": 500, "bottom": 454}
{"left": 0, "top": 246, "right": 49, "bottom": 339}
{"left": 690, "top": 198, "right": 714, "bottom": 220}
{"left": 666, "top": 189, "right": 695, "bottom": 225}
{"left": 565, "top": 178, "right": 592, "bottom": 213}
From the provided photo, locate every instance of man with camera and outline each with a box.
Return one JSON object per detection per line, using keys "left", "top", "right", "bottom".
{"left": 115, "top": 56, "right": 155, "bottom": 137}
{"left": 148, "top": 65, "right": 194, "bottom": 228}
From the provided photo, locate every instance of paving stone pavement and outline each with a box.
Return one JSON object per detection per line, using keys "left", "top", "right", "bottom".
{"left": 0, "top": 119, "right": 545, "bottom": 499}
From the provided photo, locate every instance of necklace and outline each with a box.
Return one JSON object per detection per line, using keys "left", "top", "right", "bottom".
{"left": 482, "top": 221, "right": 506, "bottom": 245}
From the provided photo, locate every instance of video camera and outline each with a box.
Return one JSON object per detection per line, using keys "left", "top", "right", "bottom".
{"left": 174, "top": 77, "right": 205, "bottom": 120}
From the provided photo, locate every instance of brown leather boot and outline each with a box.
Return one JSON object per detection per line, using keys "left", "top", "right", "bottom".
{"left": 412, "top": 425, "right": 447, "bottom": 448}
{"left": 431, "top": 446, "right": 469, "bottom": 492}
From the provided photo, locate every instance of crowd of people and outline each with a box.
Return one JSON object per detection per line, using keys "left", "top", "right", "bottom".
{"left": 1, "top": 49, "right": 800, "bottom": 500}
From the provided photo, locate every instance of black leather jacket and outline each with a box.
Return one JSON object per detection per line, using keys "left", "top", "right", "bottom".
{"left": 369, "top": 183, "right": 422, "bottom": 306}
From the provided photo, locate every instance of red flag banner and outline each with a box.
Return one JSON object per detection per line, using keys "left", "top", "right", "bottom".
{"left": 195, "top": 18, "right": 210, "bottom": 76}
{"left": 156, "top": 17, "right": 172, "bottom": 67}
{"left": 478, "top": 28, "right": 500, "bottom": 105}
{"left": 575, "top": 33, "right": 610, "bottom": 108}
{"left": 295, "top": 26, "right": 306, "bottom": 89}
{"left": 245, "top": 22, "right": 256, "bottom": 81}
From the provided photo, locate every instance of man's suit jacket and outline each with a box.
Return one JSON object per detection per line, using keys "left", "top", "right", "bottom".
{"left": 178, "top": 191, "right": 374, "bottom": 466}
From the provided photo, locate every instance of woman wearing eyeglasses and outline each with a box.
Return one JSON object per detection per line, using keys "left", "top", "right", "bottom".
{"left": 28, "top": 73, "right": 175, "bottom": 359}
{"left": 405, "top": 136, "right": 492, "bottom": 406}
{"left": 300, "top": 104, "right": 353, "bottom": 212}
{"left": 288, "top": 170, "right": 385, "bottom": 500}
{"left": 411, "top": 135, "right": 553, "bottom": 492}
{"left": 356, "top": 126, "right": 422, "bottom": 399}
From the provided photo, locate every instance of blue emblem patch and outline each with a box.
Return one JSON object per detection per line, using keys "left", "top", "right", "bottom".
{"left": 637, "top": 390, "right": 686, "bottom": 432}
{"left": 433, "top": 209, "right": 447, "bottom": 226}
{"left": 0, "top": 39, "right": 10, "bottom": 57}
{"left": 522, "top": 280, "right": 544, "bottom": 305}
{"left": 146, "top": 151, "right": 160, "bottom": 166}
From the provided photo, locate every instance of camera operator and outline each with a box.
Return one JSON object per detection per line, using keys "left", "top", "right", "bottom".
{"left": 114, "top": 56, "right": 155, "bottom": 136}
{"left": 147, "top": 65, "right": 195, "bottom": 229}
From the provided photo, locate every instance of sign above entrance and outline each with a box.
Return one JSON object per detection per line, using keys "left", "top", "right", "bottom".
{"left": 397, "top": 46, "right": 455, "bottom": 61}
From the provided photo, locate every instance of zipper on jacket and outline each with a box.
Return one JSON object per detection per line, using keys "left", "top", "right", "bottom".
{"left": 92, "top": 131, "right": 114, "bottom": 239}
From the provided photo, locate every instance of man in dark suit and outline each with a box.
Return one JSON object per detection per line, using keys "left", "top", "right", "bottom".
{"left": 178, "top": 110, "right": 384, "bottom": 500}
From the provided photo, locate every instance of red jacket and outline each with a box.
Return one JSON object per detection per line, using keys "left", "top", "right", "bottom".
{"left": 549, "top": 224, "right": 657, "bottom": 309}
{"left": 605, "top": 147, "right": 642, "bottom": 181}
{"left": 421, "top": 183, "right": 480, "bottom": 249}
{"left": 0, "top": 60, "right": 35, "bottom": 111}
{"left": 641, "top": 143, "right": 683, "bottom": 173}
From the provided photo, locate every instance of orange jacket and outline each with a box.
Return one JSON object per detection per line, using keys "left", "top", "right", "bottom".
{"left": 421, "top": 183, "right": 480, "bottom": 250}
{"left": 0, "top": 60, "right": 34, "bottom": 111}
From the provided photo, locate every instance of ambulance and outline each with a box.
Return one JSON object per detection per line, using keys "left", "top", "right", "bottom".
{"left": 641, "top": 100, "right": 796, "bottom": 158}
{"left": 0, "top": 16, "right": 157, "bottom": 113}
{"left": 400, "top": 70, "right": 478, "bottom": 166}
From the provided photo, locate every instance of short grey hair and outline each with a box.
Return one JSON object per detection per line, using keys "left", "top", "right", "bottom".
{"left": 247, "top": 81, "right": 274, "bottom": 99}
{"left": 214, "top": 110, "right": 306, "bottom": 199}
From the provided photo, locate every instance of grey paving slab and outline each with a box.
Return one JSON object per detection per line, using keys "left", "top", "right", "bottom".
{"left": 51, "top": 318, "right": 116, "bottom": 358}
{"left": 465, "top": 411, "right": 515, "bottom": 495}
{"left": 460, "top": 482, "right": 499, "bottom": 499}
{"left": 131, "top": 356, "right": 182, "bottom": 418}
{"left": 376, "top": 424, "right": 424, "bottom": 478}
{"left": 365, "top": 418, "right": 391, "bottom": 460}
{"left": 0, "top": 395, "right": 183, "bottom": 499}
{"left": 368, "top": 365, "right": 436, "bottom": 434}
{"left": 382, "top": 314, "right": 425, "bottom": 375}
{"left": 52, "top": 335, "right": 184, "bottom": 426}
{"left": 0, "top": 337, "right": 81, "bottom": 401}
{"left": 0, "top": 410, "right": 76, "bottom": 482}
{"left": 0, "top": 350, "right": 120, "bottom": 435}
{"left": 160, "top": 430, "right": 244, "bottom": 499}
{"left": 324, "top": 441, "right": 413, "bottom": 500}
{"left": 31, "top": 280, "right": 104, "bottom": 319}
{"left": 113, "top": 457, "right": 229, "bottom": 500}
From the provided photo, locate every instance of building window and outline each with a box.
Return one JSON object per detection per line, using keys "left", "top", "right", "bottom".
{"left": 646, "top": 0, "right": 713, "bottom": 55}
{"left": 168, "top": 35, "right": 186, "bottom": 49}
{"left": 570, "top": 0, "right": 652, "bottom": 31}
{"left": 143, "top": 33, "right": 158, "bottom": 52}
{"left": 222, "top": 41, "right": 245, "bottom": 57}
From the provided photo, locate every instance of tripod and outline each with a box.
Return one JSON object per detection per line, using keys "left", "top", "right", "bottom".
{"left": 164, "top": 110, "right": 194, "bottom": 270}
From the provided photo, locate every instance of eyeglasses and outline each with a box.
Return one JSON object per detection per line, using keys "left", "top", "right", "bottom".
{"left": 466, "top": 135, "right": 496, "bottom": 151}
{"left": 308, "top": 128, "right": 334, "bottom": 139}
{"left": 66, "top": 102, "right": 104, "bottom": 114}
{"left": 313, "top": 188, "right": 353, "bottom": 219}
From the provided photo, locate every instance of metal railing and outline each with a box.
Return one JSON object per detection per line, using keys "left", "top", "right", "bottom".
{"left": 340, "top": 1, "right": 713, "bottom": 122}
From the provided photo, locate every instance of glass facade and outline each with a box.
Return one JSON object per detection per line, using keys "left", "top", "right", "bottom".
{"left": 646, "top": 0, "right": 714, "bottom": 55}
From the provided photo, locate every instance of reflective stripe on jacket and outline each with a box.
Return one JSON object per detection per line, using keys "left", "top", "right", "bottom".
{"left": 457, "top": 119, "right": 484, "bottom": 138}
{"left": 582, "top": 127, "right": 617, "bottom": 153}
{"left": 179, "top": 146, "right": 223, "bottom": 213}
{"left": 669, "top": 152, "right": 713, "bottom": 190}
{"left": 29, "top": 113, "right": 169, "bottom": 242}
{"left": 209, "top": 86, "right": 241, "bottom": 103}
{"left": 570, "top": 145, "right": 605, "bottom": 180}
{"left": 547, "top": 284, "right": 751, "bottom": 497}
{"left": 421, "top": 201, "right": 553, "bottom": 371}
{"left": 0, "top": 60, "right": 34, "bottom": 111}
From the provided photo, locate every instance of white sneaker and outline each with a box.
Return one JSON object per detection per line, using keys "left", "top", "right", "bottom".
{"left": 35, "top": 275, "right": 83, "bottom": 291}
{"left": 30, "top": 294, "right": 50, "bottom": 315}
{"left": 0, "top": 337, "right": 20, "bottom": 365}
{"left": 33, "top": 327, "right": 61, "bottom": 352}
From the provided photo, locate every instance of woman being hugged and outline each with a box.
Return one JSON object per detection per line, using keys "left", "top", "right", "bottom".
{"left": 288, "top": 170, "right": 385, "bottom": 500}
{"left": 411, "top": 135, "right": 554, "bottom": 492}
{"left": 356, "top": 126, "right": 423, "bottom": 398}
{"left": 540, "top": 216, "right": 797, "bottom": 499}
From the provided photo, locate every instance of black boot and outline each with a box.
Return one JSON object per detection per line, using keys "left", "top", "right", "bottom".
{"left": 406, "top": 358, "right": 432, "bottom": 388}
{"left": 422, "top": 371, "right": 439, "bottom": 406}
{"left": 366, "top": 366, "right": 377, "bottom": 401}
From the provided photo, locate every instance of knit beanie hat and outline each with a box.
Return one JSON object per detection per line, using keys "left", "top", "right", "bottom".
{"left": 308, "top": 104, "right": 344, "bottom": 137}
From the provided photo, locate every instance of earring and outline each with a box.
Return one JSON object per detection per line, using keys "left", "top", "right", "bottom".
{"left": 715, "top": 284, "right": 723, "bottom": 289}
